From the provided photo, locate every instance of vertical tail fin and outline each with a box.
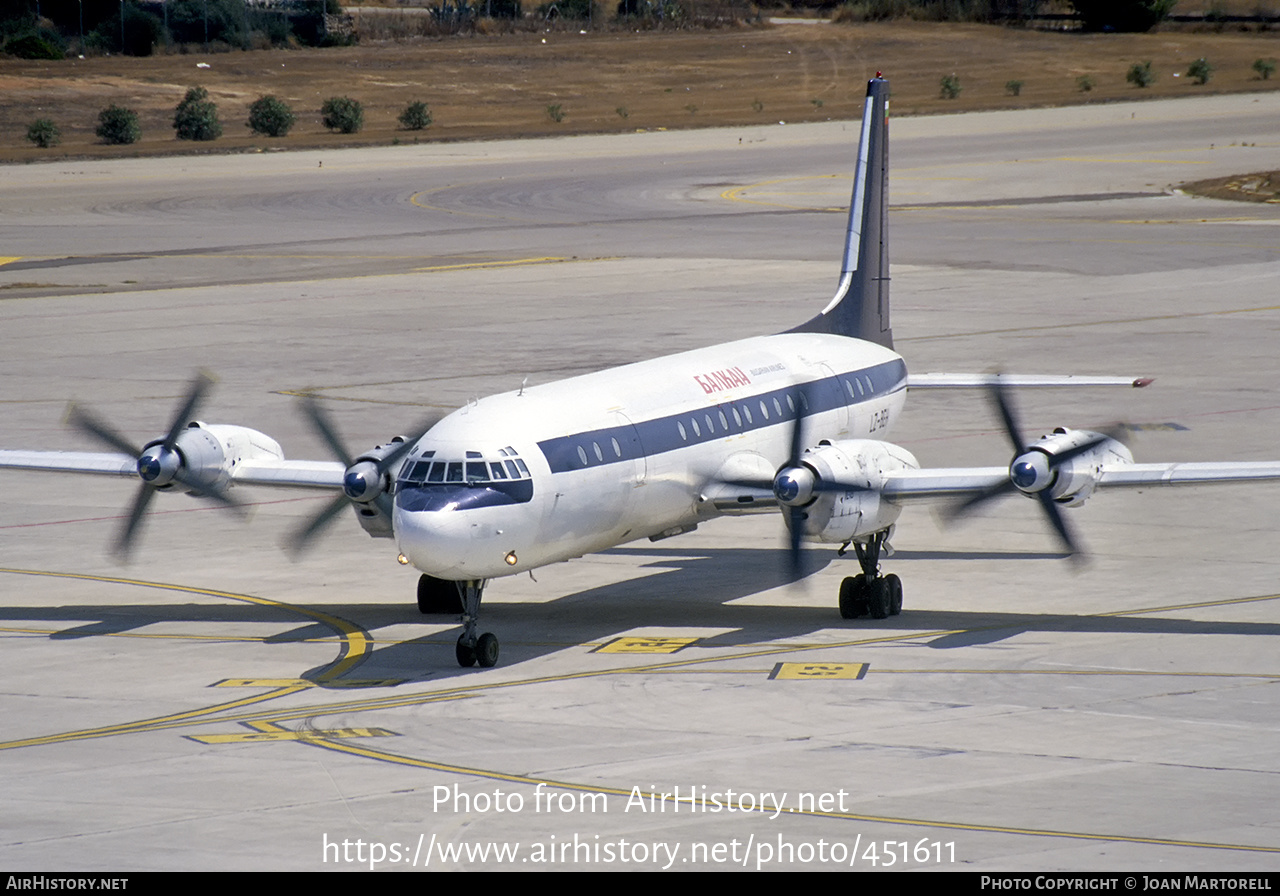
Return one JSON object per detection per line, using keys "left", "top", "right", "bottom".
{"left": 791, "top": 76, "right": 892, "bottom": 348}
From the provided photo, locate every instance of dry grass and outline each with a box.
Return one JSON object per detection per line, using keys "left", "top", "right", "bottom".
{"left": 3, "top": 21, "right": 1280, "bottom": 162}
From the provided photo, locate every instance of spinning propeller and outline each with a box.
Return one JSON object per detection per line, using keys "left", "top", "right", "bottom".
{"left": 947, "top": 378, "right": 1123, "bottom": 559}
{"left": 718, "top": 408, "right": 869, "bottom": 580}
{"left": 287, "top": 395, "right": 439, "bottom": 555}
{"left": 67, "top": 371, "right": 241, "bottom": 560}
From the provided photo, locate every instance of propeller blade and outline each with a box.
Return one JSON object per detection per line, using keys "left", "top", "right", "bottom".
{"left": 299, "top": 395, "right": 355, "bottom": 469}
{"left": 289, "top": 396, "right": 443, "bottom": 552}
{"left": 786, "top": 505, "right": 805, "bottom": 581}
{"left": 286, "top": 493, "right": 351, "bottom": 557}
{"left": 944, "top": 476, "right": 1018, "bottom": 520}
{"left": 987, "top": 376, "right": 1027, "bottom": 455}
{"left": 162, "top": 371, "right": 215, "bottom": 448}
{"left": 114, "top": 481, "right": 158, "bottom": 560}
{"left": 67, "top": 404, "right": 142, "bottom": 458}
{"left": 1036, "top": 490, "right": 1083, "bottom": 561}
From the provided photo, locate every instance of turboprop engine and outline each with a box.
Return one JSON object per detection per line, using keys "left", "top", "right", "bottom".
{"left": 1009, "top": 427, "right": 1133, "bottom": 507}
{"left": 791, "top": 439, "right": 919, "bottom": 544}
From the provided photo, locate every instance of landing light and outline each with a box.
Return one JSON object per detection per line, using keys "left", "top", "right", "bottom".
{"left": 504, "top": 551, "right": 519, "bottom": 566}
{"left": 397, "top": 553, "right": 410, "bottom": 565}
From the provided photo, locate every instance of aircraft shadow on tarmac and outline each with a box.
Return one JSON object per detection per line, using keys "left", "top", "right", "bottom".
{"left": 5, "top": 545, "right": 1276, "bottom": 687}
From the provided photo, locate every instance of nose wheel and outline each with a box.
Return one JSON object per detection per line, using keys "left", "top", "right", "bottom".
{"left": 452, "top": 579, "right": 499, "bottom": 668}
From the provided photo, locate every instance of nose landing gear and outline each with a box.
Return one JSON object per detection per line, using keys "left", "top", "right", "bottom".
{"left": 452, "top": 579, "right": 499, "bottom": 668}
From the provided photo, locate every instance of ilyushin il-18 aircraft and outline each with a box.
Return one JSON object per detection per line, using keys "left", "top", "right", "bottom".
{"left": 5, "top": 77, "right": 1280, "bottom": 669}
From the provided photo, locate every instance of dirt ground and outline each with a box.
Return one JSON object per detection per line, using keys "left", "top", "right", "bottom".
{"left": 3, "top": 20, "right": 1280, "bottom": 163}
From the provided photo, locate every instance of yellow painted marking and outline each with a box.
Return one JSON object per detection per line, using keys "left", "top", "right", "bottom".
{"left": 414, "top": 256, "right": 567, "bottom": 272}
{"left": 188, "top": 726, "right": 395, "bottom": 745}
{"left": 595, "top": 636, "right": 698, "bottom": 654}
{"left": 721, "top": 175, "right": 845, "bottom": 212}
{"left": 0, "top": 256, "right": 21, "bottom": 267}
{"left": 0, "top": 568, "right": 373, "bottom": 751}
{"left": 213, "top": 678, "right": 402, "bottom": 688}
{"left": 305, "top": 738, "right": 1280, "bottom": 854}
{"left": 770, "top": 662, "right": 868, "bottom": 680}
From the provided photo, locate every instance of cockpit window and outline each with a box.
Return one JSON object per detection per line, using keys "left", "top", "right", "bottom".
{"left": 398, "top": 447, "right": 534, "bottom": 491}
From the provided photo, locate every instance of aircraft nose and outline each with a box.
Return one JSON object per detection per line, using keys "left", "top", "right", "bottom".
{"left": 394, "top": 499, "right": 475, "bottom": 579}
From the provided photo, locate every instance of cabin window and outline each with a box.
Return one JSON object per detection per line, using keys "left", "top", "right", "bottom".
{"left": 678, "top": 421, "right": 687, "bottom": 441}
{"left": 577, "top": 446, "right": 589, "bottom": 466}
{"left": 704, "top": 414, "right": 715, "bottom": 434}
{"left": 785, "top": 394, "right": 795, "bottom": 414}
{"left": 773, "top": 397, "right": 783, "bottom": 417}
{"left": 593, "top": 442, "right": 604, "bottom": 462}
{"left": 611, "top": 437, "right": 622, "bottom": 457}
{"left": 691, "top": 418, "right": 701, "bottom": 437}
{"left": 718, "top": 410, "right": 729, "bottom": 430}
{"left": 731, "top": 407, "right": 742, "bottom": 427}
{"left": 759, "top": 400, "right": 769, "bottom": 420}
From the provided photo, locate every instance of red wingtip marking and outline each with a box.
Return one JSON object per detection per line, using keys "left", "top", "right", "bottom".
{"left": 1132, "top": 377, "right": 1154, "bottom": 388}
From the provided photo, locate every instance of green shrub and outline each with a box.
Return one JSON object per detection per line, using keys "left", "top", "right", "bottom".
{"left": 26, "top": 118, "right": 61, "bottom": 148}
{"left": 1076, "top": 75, "right": 1095, "bottom": 92}
{"left": 616, "top": 106, "right": 629, "bottom": 119}
{"left": 751, "top": 98, "right": 764, "bottom": 113}
{"left": 6, "top": 33, "right": 63, "bottom": 59}
{"left": 1254, "top": 58, "right": 1277, "bottom": 81}
{"left": 1187, "top": 57, "right": 1212, "bottom": 85}
{"left": 321, "top": 96, "right": 363, "bottom": 134}
{"left": 398, "top": 101, "right": 432, "bottom": 131}
{"left": 940, "top": 74, "right": 961, "bottom": 99}
{"left": 95, "top": 105, "right": 141, "bottom": 145}
{"left": 1126, "top": 61, "right": 1155, "bottom": 88}
{"left": 1005, "top": 79, "right": 1023, "bottom": 97}
{"left": 173, "top": 87, "right": 222, "bottom": 141}
{"left": 247, "top": 95, "right": 296, "bottom": 137}
{"left": 546, "top": 103, "right": 565, "bottom": 123}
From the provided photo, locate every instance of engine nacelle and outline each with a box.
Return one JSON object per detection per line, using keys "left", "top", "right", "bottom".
{"left": 1014, "top": 427, "right": 1133, "bottom": 507}
{"left": 797, "top": 439, "right": 920, "bottom": 544}
{"left": 143, "top": 422, "right": 285, "bottom": 494}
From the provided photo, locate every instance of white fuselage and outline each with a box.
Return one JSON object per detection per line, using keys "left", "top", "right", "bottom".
{"left": 392, "top": 332, "right": 907, "bottom": 580}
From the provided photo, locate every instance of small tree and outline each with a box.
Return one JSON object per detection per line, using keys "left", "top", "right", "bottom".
{"left": 398, "top": 101, "right": 432, "bottom": 131}
{"left": 26, "top": 118, "right": 61, "bottom": 148}
{"left": 1005, "top": 79, "right": 1024, "bottom": 97}
{"left": 1126, "top": 61, "right": 1155, "bottom": 88}
{"left": 546, "top": 103, "right": 565, "bottom": 123}
{"left": 1076, "top": 75, "right": 1095, "bottom": 93}
{"left": 321, "top": 96, "right": 363, "bottom": 134}
{"left": 173, "top": 87, "right": 222, "bottom": 141}
{"left": 247, "top": 96, "right": 296, "bottom": 137}
{"left": 940, "top": 74, "right": 961, "bottom": 100}
{"left": 1187, "top": 57, "right": 1213, "bottom": 85}
{"left": 1252, "top": 58, "right": 1276, "bottom": 81}
{"left": 96, "top": 105, "right": 141, "bottom": 145}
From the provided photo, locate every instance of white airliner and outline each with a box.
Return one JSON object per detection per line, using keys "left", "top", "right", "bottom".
{"left": 5, "top": 77, "right": 1280, "bottom": 669}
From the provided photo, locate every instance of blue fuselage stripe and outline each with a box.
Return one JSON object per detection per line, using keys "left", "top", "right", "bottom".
{"left": 536, "top": 359, "right": 907, "bottom": 474}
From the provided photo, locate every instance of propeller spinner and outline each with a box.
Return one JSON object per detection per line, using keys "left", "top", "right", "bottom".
{"left": 67, "top": 371, "right": 241, "bottom": 559}
{"left": 287, "top": 395, "right": 439, "bottom": 555}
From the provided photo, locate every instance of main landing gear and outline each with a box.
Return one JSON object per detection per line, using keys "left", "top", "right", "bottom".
{"left": 417, "top": 574, "right": 499, "bottom": 668}
{"left": 838, "top": 530, "right": 902, "bottom": 620}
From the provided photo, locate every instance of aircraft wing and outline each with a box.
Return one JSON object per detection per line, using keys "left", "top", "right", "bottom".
{"left": 880, "top": 461, "right": 1280, "bottom": 505}
{"left": 0, "top": 449, "right": 346, "bottom": 490}
{"left": 0, "top": 450, "right": 138, "bottom": 477}
{"left": 907, "top": 374, "right": 1153, "bottom": 389}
